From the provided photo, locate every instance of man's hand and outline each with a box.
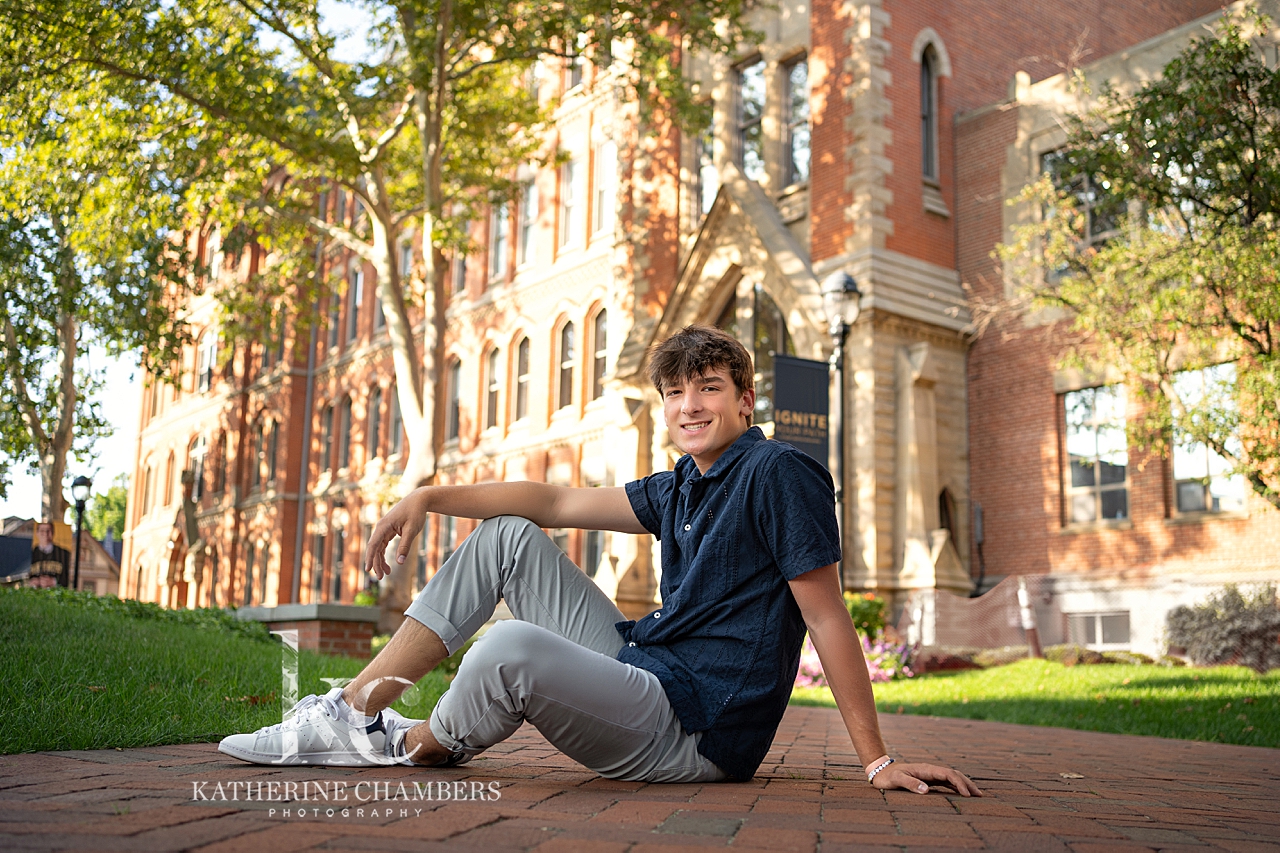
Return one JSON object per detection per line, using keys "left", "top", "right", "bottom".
{"left": 872, "top": 762, "right": 983, "bottom": 797}
{"left": 363, "top": 490, "right": 430, "bottom": 580}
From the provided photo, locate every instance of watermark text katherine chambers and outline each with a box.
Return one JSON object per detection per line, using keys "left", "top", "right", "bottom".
{"left": 192, "top": 780, "right": 501, "bottom": 818}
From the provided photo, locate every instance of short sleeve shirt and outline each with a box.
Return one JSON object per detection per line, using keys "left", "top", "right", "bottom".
{"left": 620, "top": 426, "right": 841, "bottom": 780}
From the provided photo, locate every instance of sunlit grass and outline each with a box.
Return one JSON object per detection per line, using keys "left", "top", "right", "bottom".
{"left": 0, "top": 589, "right": 451, "bottom": 753}
{"left": 791, "top": 658, "right": 1280, "bottom": 747}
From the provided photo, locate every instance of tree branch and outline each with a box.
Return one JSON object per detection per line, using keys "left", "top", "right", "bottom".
{"left": 0, "top": 309, "right": 50, "bottom": 448}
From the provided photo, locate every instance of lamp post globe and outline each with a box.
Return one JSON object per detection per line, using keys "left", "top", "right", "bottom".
{"left": 71, "top": 475, "right": 92, "bottom": 592}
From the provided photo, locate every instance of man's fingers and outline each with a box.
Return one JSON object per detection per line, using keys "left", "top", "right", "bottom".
{"left": 395, "top": 517, "right": 423, "bottom": 566}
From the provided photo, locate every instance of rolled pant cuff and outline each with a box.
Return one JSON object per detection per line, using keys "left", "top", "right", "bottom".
{"left": 404, "top": 600, "right": 466, "bottom": 655}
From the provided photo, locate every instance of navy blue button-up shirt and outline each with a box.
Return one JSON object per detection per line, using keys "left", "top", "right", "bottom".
{"left": 619, "top": 426, "right": 841, "bottom": 780}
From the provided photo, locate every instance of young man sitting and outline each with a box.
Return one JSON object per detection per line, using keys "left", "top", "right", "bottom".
{"left": 220, "top": 325, "right": 979, "bottom": 795}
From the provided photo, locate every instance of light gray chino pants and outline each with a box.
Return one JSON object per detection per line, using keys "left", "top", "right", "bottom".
{"left": 404, "top": 515, "right": 725, "bottom": 783}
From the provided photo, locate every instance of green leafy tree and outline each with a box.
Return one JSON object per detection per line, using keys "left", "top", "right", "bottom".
{"left": 86, "top": 474, "right": 131, "bottom": 541}
{"left": 3, "top": 0, "right": 753, "bottom": 502}
{"left": 0, "top": 72, "right": 198, "bottom": 521}
{"left": 995, "top": 13, "right": 1280, "bottom": 510}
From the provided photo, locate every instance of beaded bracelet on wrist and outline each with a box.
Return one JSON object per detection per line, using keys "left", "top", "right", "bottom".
{"left": 867, "top": 757, "right": 895, "bottom": 783}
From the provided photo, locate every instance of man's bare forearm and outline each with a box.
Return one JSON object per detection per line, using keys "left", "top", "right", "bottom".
{"left": 408, "top": 482, "right": 647, "bottom": 533}
{"left": 807, "top": 612, "right": 889, "bottom": 765}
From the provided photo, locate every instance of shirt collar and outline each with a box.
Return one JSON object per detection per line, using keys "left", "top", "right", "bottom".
{"left": 678, "top": 426, "right": 765, "bottom": 484}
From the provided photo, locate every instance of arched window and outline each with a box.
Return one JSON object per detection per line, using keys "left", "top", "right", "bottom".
{"left": 347, "top": 264, "right": 363, "bottom": 342}
{"left": 164, "top": 452, "right": 176, "bottom": 506}
{"left": 243, "top": 541, "right": 255, "bottom": 606}
{"left": 142, "top": 463, "right": 155, "bottom": 516}
{"left": 368, "top": 386, "right": 383, "bottom": 459}
{"left": 338, "top": 397, "right": 353, "bottom": 470}
{"left": 267, "top": 419, "right": 279, "bottom": 484}
{"left": 591, "top": 310, "right": 607, "bottom": 401}
{"left": 197, "top": 329, "right": 217, "bottom": 393}
{"left": 250, "top": 421, "right": 264, "bottom": 491}
{"left": 389, "top": 387, "right": 403, "bottom": 456}
{"left": 515, "top": 337, "right": 531, "bottom": 420}
{"left": 485, "top": 348, "right": 501, "bottom": 429}
{"left": 188, "top": 435, "right": 207, "bottom": 502}
{"left": 921, "top": 46, "right": 939, "bottom": 181}
{"left": 446, "top": 359, "right": 462, "bottom": 440}
{"left": 557, "top": 322, "right": 575, "bottom": 410}
{"left": 320, "top": 404, "right": 335, "bottom": 472}
{"left": 212, "top": 434, "right": 227, "bottom": 493}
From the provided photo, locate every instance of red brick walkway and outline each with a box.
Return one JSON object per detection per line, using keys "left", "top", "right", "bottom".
{"left": 2, "top": 706, "right": 1278, "bottom": 851}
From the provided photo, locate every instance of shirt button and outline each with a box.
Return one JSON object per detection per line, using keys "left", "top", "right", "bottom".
{"left": 628, "top": 642, "right": 636, "bottom": 647}
{"left": 654, "top": 612, "right": 661, "bottom": 619}
{"left": 684, "top": 524, "right": 691, "bottom": 531}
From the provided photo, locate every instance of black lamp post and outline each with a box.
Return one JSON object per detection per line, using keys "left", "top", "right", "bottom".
{"left": 821, "top": 271, "right": 862, "bottom": 592}
{"left": 71, "top": 475, "right": 92, "bottom": 592}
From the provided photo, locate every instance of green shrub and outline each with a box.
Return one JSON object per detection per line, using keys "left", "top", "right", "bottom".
{"left": 1167, "top": 584, "right": 1280, "bottom": 674}
{"left": 353, "top": 590, "right": 379, "bottom": 607}
{"left": 843, "top": 591, "right": 886, "bottom": 637}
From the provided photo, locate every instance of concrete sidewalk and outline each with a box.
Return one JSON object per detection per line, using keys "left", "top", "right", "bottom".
{"left": 1, "top": 706, "right": 1278, "bottom": 851}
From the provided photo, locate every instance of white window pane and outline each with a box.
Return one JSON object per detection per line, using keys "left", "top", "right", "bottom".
{"left": 1210, "top": 474, "right": 1246, "bottom": 512}
{"left": 1173, "top": 442, "right": 1209, "bottom": 480}
{"left": 1070, "top": 492, "right": 1096, "bottom": 523}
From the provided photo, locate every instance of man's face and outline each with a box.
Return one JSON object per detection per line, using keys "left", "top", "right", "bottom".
{"left": 661, "top": 367, "right": 755, "bottom": 474}
{"left": 36, "top": 523, "right": 53, "bottom": 549}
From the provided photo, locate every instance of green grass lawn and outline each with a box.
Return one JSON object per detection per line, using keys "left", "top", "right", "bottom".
{"left": 792, "top": 658, "right": 1280, "bottom": 747}
{"left": 0, "top": 588, "right": 451, "bottom": 754}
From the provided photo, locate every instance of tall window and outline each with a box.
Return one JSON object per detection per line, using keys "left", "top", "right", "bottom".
{"left": 347, "top": 265, "right": 363, "bottom": 341}
{"left": 751, "top": 284, "right": 795, "bottom": 424}
{"left": 920, "top": 47, "right": 938, "bottom": 181}
{"left": 558, "top": 322, "right": 575, "bottom": 410}
{"left": 333, "top": 188, "right": 346, "bottom": 224}
{"left": 785, "top": 57, "right": 810, "bottom": 185}
{"left": 694, "top": 118, "right": 718, "bottom": 219}
{"left": 559, "top": 159, "right": 582, "bottom": 247}
{"left": 390, "top": 387, "right": 403, "bottom": 456}
{"left": 368, "top": 386, "right": 383, "bottom": 459}
{"left": 165, "top": 452, "right": 175, "bottom": 506}
{"left": 327, "top": 290, "right": 340, "bottom": 349}
{"left": 446, "top": 359, "right": 461, "bottom": 441}
{"left": 267, "top": 419, "right": 279, "bottom": 484}
{"left": 338, "top": 397, "right": 352, "bottom": 470}
{"left": 142, "top": 464, "right": 155, "bottom": 515}
{"left": 738, "top": 58, "right": 766, "bottom": 182}
{"left": 490, "top": 203, "right": 509, "bottom": 280}
{"left": 188, "top": 436, "right": 207, "bottom": 502}
{"left": 243, "top": 542, "right": 255, "bottom": 606}
{"left": 520, "top": 180, "right": 538, "bottom": 264}
{"left": 453, "top": 253, "right": 467, "bottom": 294}
{"left": 250, "top": 421, "right": 264, "bottom": 491}
{"left": 592, "top": 141, "right": 616, "bottom": 235}
{"left": 206, "top": 228, "right": 224, "bottom": 281}
{"left": 311, "top": 531, "right": 326, "bottom": 601}
{"left": 414, "top": 523, "right": 431, "bottom": 593}
{"left": 485, "top": 348, "right": 500, "bottom": 430}
{"left": 398, "top": 241, "right": 413, "bottom": 279}
{"left": 197, "top": 330, "right": 217, "bottom": 393}
{"left": 440, "top": 515, "right": 457, "bottom": 564}
{"left": 332, "top": 525, "right": 344, "bottom": 601}
{"left": 213, "top": 435, "right": 226, "bottom": 493}
{"left": 1172, "top": 365, "right": 1246, "bottom": 514}
{"left": 321, "top": 404, "right": 334, "bottom": 471}
{"left": 591, "top": 310, "right": 607, "bottom": 401}
{"left": 1063, "top": 385, "right": 1129, "bottom": 524}
{"left": 515, "top": 337, "right": 530, "bottom": 420}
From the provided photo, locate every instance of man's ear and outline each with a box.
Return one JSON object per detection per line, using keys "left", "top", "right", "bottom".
{"left": 738, "top": 387, "right": 756, "bottom": 418}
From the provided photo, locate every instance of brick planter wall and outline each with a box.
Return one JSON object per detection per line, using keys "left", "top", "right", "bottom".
{"left": 234, "top": 603, "right": 379, "bottom": 659}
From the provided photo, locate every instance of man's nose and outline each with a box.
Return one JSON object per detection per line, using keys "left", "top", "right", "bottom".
{"left": 681, "top": 392, "right": 703, "bottom": 414}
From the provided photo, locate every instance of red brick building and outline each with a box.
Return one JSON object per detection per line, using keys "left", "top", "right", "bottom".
{"left": 124, "top": 0, "right": 1278, "bottom": 656}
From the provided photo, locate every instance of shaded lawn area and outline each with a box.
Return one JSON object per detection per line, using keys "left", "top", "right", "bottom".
{"left": 791, "top": 658, "right": 1280, "bottom": 748}
{"left": 0, "top": 589, "right": 451, "bottom": 754}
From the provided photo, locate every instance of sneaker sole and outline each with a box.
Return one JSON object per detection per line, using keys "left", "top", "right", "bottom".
{"left": 217, "top": 741, "right": 391, "bottom": 767}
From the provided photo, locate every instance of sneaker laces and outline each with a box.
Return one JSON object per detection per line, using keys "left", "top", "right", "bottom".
{"left": 262, "top": 692, "right": 340, "bottom": 734}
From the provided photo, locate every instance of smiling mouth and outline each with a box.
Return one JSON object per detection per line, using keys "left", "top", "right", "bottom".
{"left": 681, "top": 422, "right": 710, "bottom": 432}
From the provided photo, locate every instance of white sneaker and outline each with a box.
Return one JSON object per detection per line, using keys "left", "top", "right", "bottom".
{"left": 218, "top": 688, "right": 418, "bottom": 766}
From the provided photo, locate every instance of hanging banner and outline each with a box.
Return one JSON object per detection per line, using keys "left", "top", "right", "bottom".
{"left": 772, "top": 354, "right": 830, "bottom": 470}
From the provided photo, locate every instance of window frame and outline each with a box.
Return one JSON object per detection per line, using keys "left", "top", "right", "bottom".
{"left": 485, "top": 348, "right": 501, "bottom": 430}
{"left": 519, "top": 180, "right": 539, "bottom": 265}
{"left": 920, "top": 46, "right": 939, "bottom": 182}
{"left": 591, "top": 309, "right": 607, "bottom": 401}
{"left": 515, "top": 336, "right": 531, "bottom": 421}
{"left": 557, "top": 322, "right": 576, "bottom": 411}
{"left": 1061, "top": 384, "right": 1130, "bottom": 526}
{"left": 446, "top": 358, "right": 462, "bottom": 442}
{"left": 559, "top": 159, "right": 583, "bottom": 249}
{"left": 784, "top": 55, "right": 810, "bottom": 186}
{"left": 736, "top": 56, "right": 766, "bottom": 183}
{"left": 489, "top": 202, "right": 510, "bottom": 281}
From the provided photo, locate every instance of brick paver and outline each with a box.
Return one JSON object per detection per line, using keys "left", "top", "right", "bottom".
{"left": 1, "top": 707, "right": 1278, "bottom": 851}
